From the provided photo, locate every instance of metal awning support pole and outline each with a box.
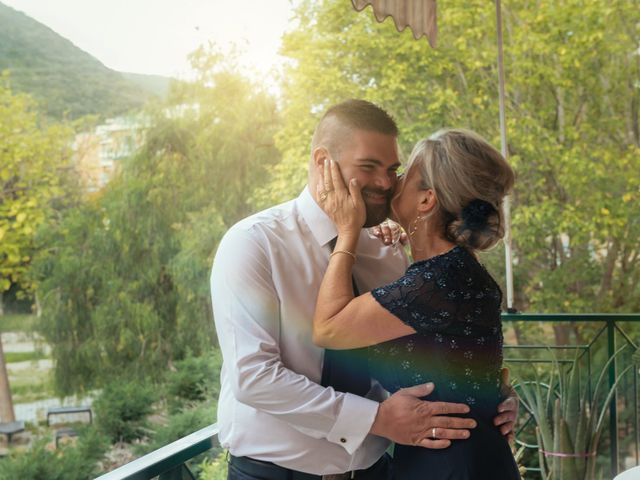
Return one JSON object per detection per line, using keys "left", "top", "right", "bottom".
{"left": 495, "top": 0, "right": 515, "bottom": 311}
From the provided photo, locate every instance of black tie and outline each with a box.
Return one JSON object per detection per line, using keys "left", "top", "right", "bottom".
{"left": 320, "top": 238, "right": 371, "bottom": 397}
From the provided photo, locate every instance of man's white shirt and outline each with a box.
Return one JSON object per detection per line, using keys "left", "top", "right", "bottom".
{"left": 211, "top": 187, "right": 409, "bottom": 475}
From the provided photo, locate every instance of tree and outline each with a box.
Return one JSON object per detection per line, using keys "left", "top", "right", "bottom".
{"left": 256, "top": 0, "right": 640, "bottom": 334}
{"left": 0, "top": 76, "right": 75, "bottom": 420}
{"left": 0, "top": 75, "right": 75, "bottom": 311}
{"left": 34, "top": 46, "right": 281, "bottom": 395}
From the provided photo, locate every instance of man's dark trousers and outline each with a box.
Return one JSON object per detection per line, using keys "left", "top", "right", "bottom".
{"left": 227, "top": 453, "right": 393, "bottom": 480}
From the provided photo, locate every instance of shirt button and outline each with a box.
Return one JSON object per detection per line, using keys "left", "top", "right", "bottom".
{"left": 340, "top": 438, "right": 347, "bottom": 443}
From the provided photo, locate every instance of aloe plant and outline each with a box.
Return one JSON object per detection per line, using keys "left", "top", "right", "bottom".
{"left": 517, "top": 346, "right": 633, "bottom": 480}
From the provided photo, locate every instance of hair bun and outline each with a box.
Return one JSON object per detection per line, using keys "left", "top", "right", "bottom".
{"left": 461, "top": 199, "right": 495, "bottom": 231}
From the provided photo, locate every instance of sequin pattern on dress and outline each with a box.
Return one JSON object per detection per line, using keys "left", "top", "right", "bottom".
{"left": 370, "top": 246, "right": 504, "bottom": 415}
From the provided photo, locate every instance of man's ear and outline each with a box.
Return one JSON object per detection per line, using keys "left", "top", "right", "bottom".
{"left": 417, "top": 189, "right": 437, "bottom": 215}
{"left": 312, "top": 147, "right": 330, "bottom": 172}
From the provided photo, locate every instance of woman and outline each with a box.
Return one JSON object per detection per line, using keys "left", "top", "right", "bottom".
{"left": 313, "top": 129, "right": 520, "bottom": 479}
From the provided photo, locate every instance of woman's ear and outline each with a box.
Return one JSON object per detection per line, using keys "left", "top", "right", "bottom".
{"left": 312, "top": 147, "right": 330, "bottom": 173}
{"left": 417, "top": 189, "right": 437, "bottom": 215}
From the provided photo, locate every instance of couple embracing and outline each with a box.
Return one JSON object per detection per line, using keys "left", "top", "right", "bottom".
{"left": 211, "top": 100, "right": 521, "bottom": 479}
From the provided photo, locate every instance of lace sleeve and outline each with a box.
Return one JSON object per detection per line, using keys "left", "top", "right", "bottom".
{"left": 371, "top": 260, "right": 460, "bottom": 335}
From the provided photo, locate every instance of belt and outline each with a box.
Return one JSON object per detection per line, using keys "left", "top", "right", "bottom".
{"left": 229, "top": 454, "right": 382, "bottom": 480}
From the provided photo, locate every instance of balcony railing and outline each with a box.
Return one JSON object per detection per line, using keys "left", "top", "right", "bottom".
{"left": 95, "top": 424, "right": 219, "bottom": 480}
{"left": 502, "top": 313, "right": 639, "bottom": 479}
{"left": 95, "top": 313, "right": 640, "bottom": 480}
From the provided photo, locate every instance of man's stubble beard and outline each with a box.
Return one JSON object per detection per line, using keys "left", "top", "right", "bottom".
{"left": 362, "top": 198, "right": 392, "bottom": 228}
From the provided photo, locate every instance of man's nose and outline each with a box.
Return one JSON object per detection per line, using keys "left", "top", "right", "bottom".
{"left": 375, "top": 172, "right": 395, "bottom": 191}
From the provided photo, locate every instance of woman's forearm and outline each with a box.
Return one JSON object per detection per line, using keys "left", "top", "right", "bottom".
{"left": 313, "top": 233, "right": 359, "bottom": 342}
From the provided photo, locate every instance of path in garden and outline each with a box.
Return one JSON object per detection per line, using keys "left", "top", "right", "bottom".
{"left": 7, "top": 359, "right": 53, "bottom": 371}
{"left": 3, "top": 330, "right": 93, "bottom": 424}
{"left": 2, "top": 331, "right": 50, "bottom": 354}
{"left": 15, "top": 396, "right": 95, "bottom": 424}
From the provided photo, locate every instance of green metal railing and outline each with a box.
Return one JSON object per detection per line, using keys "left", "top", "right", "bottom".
{"left": 95, "top": 424, "right": 219, "bottom": 480}
{"left": 95, "top": 313, "right": 640, "bottom": 480}
{"left": 502, "top": 313, "right": 639, "bottom": 479}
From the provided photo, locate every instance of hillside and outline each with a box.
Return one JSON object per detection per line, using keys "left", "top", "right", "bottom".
{"left": 0, "top": 2, "right": 169, "bottom": 119}
{"left": 121, "top": 72, "right": 172, "bottom": 98}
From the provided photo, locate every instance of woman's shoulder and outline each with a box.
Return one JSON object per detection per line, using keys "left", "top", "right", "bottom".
{"left": 407, "top": 245, "right": 475, "bottom": 276}
{"left": 408, "top": 246, "right": 501, "bottom": 297}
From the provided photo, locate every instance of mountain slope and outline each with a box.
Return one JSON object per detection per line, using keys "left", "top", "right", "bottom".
{"left": 0, "top": 2, "right": 167, "bottom": 119}
{"left": 121, "top": 72, "right": 172, "bottom": 99}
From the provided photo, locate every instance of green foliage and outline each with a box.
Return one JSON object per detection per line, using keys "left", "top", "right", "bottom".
{"left": 633, "top": 347, "right": 640, "bottom": 365}
{"left": 0, "top": 427, "right": 108, "bottom": 480}
{"left": 0, "top": 3, "right": 160, "bottom": 119}
{"left": 94, "top": 381, "right": 155, "bottom": 443}
{"left": 140, "top": 403, "right": 217, "bottom": 454}
{"left": 517, "top": 347, "right": 633, "bottom": 479}
{"left": 0, "top": 77, "right": 76, "bottom": 298}
{"left": 165, "top": 352, "right": 222, "bottom": 414}
{"left": 136, "top": 401, "right": 219, "bottom": 477}
{"left": 198, "top": 451, "right": 229, "bottom": 480}
{"left": 0, "top": 313, "right": 36, "bottom": 332}
{"left": 33, "top": 45, "right": 280, "bottom": 395}
{"left": 4, "top": 350, "right": 47, "bottom": 363}
{"left": 256, "top": 0, "right": 640, "bottom": 320}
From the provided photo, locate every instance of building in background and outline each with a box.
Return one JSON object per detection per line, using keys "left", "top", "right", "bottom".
{"left": 74, "top": 116, "right": 147, "bottom": 193}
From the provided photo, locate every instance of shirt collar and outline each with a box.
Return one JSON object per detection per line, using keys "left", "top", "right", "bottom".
{"left": 297, "top": 186, "right": 338, "bottom": 248}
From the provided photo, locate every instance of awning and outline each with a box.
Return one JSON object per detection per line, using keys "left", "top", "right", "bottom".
{"left": 351, "top": 0, "right": 438, "bottom": 47}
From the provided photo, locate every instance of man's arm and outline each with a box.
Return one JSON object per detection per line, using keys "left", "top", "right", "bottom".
{"left": 212, "top": 225, "right": 383, "bottom": 453}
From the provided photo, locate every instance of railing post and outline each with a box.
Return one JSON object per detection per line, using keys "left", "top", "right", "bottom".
{"left": 607, "top": 318, "right": 618, "bottom": 478}
{"left": 635, "top": 363, "right": 639, "bottom": 464}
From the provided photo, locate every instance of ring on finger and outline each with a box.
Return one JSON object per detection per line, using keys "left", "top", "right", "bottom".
{"left": 431, "top": 427, "right": 437, "bottom": 439}
{"left": 319, "top": 192, "right": 328, "bottom": 202}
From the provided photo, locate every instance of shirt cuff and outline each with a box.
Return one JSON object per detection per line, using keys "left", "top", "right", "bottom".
{"left": 327, "top": 393, "right": 379, "bottom": 454}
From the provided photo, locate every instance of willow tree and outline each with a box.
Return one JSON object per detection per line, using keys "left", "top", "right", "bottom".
{"left": 34, "top": 47, "right": 281, "bottom": 395}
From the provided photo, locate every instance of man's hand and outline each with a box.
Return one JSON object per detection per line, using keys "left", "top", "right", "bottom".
{"left": 494, "top": 367, "right": 519, "bottom": 442}
{"left": 370, "top": 383, "right": 476, "bottom": 449}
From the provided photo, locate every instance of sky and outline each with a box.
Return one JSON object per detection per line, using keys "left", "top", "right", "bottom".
{"left": 2, "top": 0, "right": 295, "bottom": 79}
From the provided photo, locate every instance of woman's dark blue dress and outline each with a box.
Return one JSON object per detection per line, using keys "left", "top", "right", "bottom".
{"left": 370, "top": 246, "right": 521, "bottom": 480}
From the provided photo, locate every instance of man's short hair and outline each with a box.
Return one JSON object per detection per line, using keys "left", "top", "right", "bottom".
{"left": 311, "top": 99, "right": 398, "bottom": 159}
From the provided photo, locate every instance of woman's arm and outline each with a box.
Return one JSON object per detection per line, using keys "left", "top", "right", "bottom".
{"left": 313, "top": 159, "right": 415, "bottom": 349}
{"left": 313, "top": 278, "right": 415, "bottom": 349}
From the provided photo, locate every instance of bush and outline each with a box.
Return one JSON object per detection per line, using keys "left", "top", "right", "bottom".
{"left": 165, "top": 351, "right": 221, "bottom": 413}
{"left": 94, "top": 380, "right": 155, "bottom": 442}
{"left": 0, "top": 427, "right": 108, "bottom": 480}
{"left": 198, "top": 451, "right": 229, "bottom": 480}
{"left": 142, "top": 402, "right": 217, "bottom": 453}
{"left": 137, "top": 403, "right": 219, "bottom": 478}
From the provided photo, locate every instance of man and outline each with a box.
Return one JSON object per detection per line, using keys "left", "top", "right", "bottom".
{"left": 211, "top": 99, "right": 518, "bottom": 479}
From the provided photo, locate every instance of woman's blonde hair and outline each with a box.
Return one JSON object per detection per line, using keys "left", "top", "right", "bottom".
{"left": 406, "top": 128, "right": 515, "bottom": 251}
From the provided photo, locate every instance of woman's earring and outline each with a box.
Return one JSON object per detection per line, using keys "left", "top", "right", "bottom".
{"left": 408, "top": 215, "right": 425, "bottom": 238}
